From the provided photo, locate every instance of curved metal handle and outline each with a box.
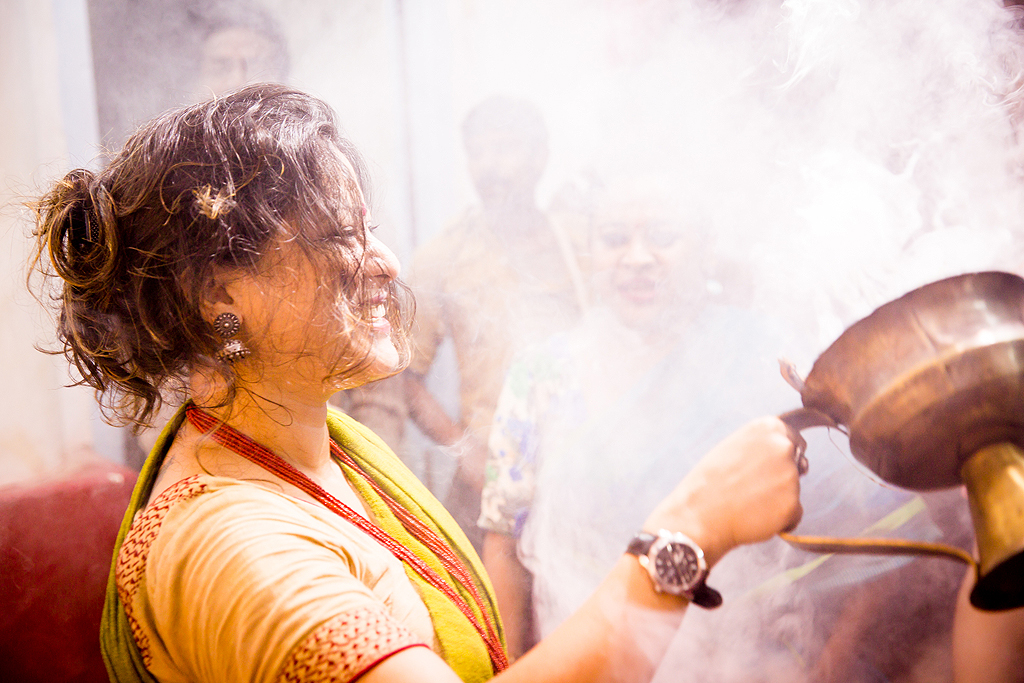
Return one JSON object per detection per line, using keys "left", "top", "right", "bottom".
{"left": 777, "top": 408, "right": 840, "bottom": 476}
{"left": 779, "top": 531, "right": 977, "bottom": 568}
{"left": 778, "top": 407, "right": 839, "bottom": 432}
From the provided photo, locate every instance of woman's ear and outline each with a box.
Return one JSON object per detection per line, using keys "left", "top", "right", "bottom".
{"left": 199, "top": 268, "right": 238, "bottom": 323}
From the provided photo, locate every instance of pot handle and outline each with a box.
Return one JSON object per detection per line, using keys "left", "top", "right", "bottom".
{"left": 777, "top": 408, "right": 840, "bottom": 476}
{"left": 778, "top": 407, "right": 839, "bottom": 432}
{"left": 774, "top": 408, "right": 977, "bottom": 570}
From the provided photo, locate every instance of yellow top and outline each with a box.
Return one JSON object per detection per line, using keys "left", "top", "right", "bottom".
{"left": 101, "top": 406, "right": 505, "bottom": 683}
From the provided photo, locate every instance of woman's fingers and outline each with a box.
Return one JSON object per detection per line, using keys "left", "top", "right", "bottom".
{"left": 644, "top": 417, "right": 804, "bottom": 565}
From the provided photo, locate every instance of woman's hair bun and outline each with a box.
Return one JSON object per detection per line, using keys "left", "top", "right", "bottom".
{"left": 68, "top": 191, "right": 97, "bottom": 250}
{"left": 42, "top": 168, "right": 120, "bottom": 301}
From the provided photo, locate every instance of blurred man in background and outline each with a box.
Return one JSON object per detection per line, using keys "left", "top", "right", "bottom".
{"left": 402, "top": 96, "right": 585, "bottom": 549}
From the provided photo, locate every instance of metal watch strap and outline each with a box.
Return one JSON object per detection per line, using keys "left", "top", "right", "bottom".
{"left": 626, "top": 532, "right": 723, "bottom": 609}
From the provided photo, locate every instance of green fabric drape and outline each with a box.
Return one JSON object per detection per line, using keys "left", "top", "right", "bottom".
{"left": 100, "top": 405, "right": 504, "bottom": 683}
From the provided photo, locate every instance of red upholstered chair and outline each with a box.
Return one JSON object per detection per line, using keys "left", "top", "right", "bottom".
{"left": 0, "top": 460, "right": 137, "bottom": 683}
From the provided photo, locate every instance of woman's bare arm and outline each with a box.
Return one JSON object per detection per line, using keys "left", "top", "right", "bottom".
{"left": 363, "top": 555, "right": 685, "bottom": 683}
{"left": 362, "top": 417, "right": 803, "bottom": 683}
{"left": 483, "top": 532, "right": 535, "bottom": 660}
{"left": 952, "top": 567, "right": 1024, "bottom": 683}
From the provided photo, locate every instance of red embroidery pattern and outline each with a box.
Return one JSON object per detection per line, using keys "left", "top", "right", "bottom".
{"left": 115, "top": 475, "right": 209, "bottom": 666}
{"left": 278, "top": 607, "right": 428, "bottom": 683}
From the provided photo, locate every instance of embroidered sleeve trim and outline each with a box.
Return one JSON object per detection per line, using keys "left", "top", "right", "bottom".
{"left": 114, "top": 475, "right": 208, "bottom": 666}
{"left": 277, "top": 606, "right": 429, "bottom": 683}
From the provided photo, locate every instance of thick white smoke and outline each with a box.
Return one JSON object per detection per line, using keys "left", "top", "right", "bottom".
{"left": 455, "top": 1, "right": 1023, "bottom": 680}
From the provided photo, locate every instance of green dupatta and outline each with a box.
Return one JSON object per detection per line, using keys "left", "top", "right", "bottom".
{"left": 100, "top": 405, "right": 505, "bottom": 683}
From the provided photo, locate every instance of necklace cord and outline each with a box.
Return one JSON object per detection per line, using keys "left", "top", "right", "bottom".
{"left": 185, "top": 405, "right": 508, "bottom": 672}
{"left": 330, "top": 443, "right": 505, "bottom": 643}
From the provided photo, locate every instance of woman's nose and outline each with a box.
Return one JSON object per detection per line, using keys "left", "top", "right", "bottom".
{"left": 621, "top": 235, "right": 657, "bottom": 266}
{"left": 366, "top": 231, "right": 401, "bottom": 281}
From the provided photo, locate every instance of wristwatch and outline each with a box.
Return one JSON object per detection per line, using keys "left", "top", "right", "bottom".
{"left": 626, "top": 530, "right": 722, "bottom": 609}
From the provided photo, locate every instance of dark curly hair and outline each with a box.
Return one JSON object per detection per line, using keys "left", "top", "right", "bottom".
{"left": 31, "top": 83, "right": 412, "bottom": 428}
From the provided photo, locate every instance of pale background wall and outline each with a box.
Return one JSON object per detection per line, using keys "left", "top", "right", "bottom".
{"left": 0, "top": 0, "right": 101, "bottom": 486}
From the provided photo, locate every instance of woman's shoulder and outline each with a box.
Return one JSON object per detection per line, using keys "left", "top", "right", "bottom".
{"left": 116, "top": 472, "right": 418, "bottom": 627}
{"left": 126, "top": 473, "right": 375, "bottom": 551}
{"left": 119, "top": 476, "right": 318, "bottom": 579}
{"left": 137, "top": 472, "right": 293, "bottom": 510}
{"left": 118, "top": 473, "right": 385, "bottom": 601}
{"left": 115, "top": 477, "right": 434, "bottom": 682}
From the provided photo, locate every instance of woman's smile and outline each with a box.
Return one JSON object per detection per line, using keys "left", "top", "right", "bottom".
{"left": 615, "top": 275, "right": 661, "bottom": 305}
{"left": 369, "top": 299, "right": 392, "bottom": 334}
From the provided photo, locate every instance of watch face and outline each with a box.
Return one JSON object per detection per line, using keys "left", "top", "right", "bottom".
{"left": 653, "top": 541, "right": 701, "bottom": 593}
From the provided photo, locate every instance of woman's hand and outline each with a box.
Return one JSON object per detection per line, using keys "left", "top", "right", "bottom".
{"left": 643, "top": 416, "right": 803, "bottom": 567}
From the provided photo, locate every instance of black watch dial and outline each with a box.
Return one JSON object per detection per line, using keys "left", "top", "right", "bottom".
{"left": 653, "top": 541, "right": 701, "bottom": 592}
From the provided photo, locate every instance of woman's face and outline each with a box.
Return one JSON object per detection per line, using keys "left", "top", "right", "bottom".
{"left": 589, "top": 192, "right": 706, "bottom": 332}
{"left": 223, "top": 176, "right": 402, "bottom": 397}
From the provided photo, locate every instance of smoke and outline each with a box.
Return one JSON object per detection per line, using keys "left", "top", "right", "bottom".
{"left": 453, "top": 0, "right": 1017, "bottom": 679}
{"left": 503, "top": 0, "right": 1024, "bottom": 354}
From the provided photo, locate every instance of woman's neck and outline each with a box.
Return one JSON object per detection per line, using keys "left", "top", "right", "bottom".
{"left": 189, "top": 370, "right": 333, "bottom": 475}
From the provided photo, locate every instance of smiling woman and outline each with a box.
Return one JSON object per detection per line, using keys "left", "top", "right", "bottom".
{"left": 29, "top": 84, "right": 804, "bottom": 683}
{"left": 32, "top": 84, "right": 411, "bottom": 427}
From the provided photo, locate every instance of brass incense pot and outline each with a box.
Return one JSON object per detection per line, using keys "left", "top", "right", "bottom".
{"left": 780, "top": 271, "right": 1024, "bottom": 611}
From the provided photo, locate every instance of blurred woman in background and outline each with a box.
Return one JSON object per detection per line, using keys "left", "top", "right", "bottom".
{"left": 480, "top": 173, "right": 800, "bottom": 666}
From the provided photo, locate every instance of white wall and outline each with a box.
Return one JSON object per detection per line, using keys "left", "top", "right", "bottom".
{"left": 0, "top": 0, "right": 103, "bottom": 486}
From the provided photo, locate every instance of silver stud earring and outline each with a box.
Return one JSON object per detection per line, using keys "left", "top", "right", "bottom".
{"left": 213, "top": 312, "right": 251, "bottom": 363}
